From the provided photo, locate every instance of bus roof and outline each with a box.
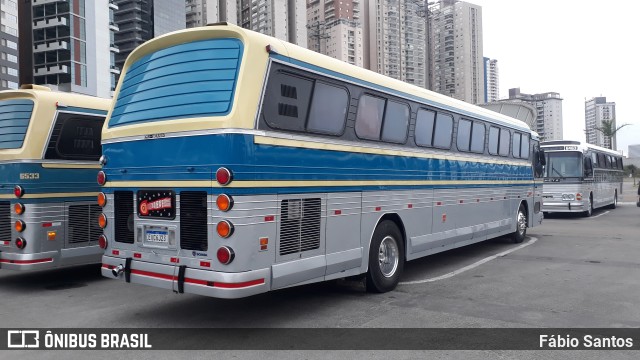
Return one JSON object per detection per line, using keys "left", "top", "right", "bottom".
{"left": 0, "top": 86, "right": 111, "bottom": 161}
{"left": 541, "top": 140, "right": 621, "bottom": 156}
{"left": 111, "top": 23, "right": 536, "bottom": 139}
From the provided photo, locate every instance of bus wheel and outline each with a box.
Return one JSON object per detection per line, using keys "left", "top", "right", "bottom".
{"left": 366, "top": 220, "right": 404, "bottom": 293}
{"left": 511, "top": 204, "right": 527, "bottom": 244}
{"left": 607, "top": 192, "right": 617, "bottom": 209}
{"left": 583, "top": 195, "right": 593, "bottom": 217}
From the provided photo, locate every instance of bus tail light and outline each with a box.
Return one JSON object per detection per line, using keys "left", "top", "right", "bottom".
{"left": 97, "top": 171, "right": 106, "bottom": 186}
{"left": 14, "top": 203, "right": 25, "bottom": 215}
{"left": 216, "top": 194, "right": 233, "bottom": 212}
{"left": 216, "top": 220, "right": 234, "bottom": 238}
{"left": 15, "top": 237, "right": 26, "bottom": 249}
{"left": 15, "top": 220, "right": 26, "bottom": 232}
{"left": 14, "top": 185, "right": 24, "bottom": 198}
{"left": 98, "top": 235, "right": 108, "bottom": 249}
{"left": 97, "top": 192, "right": 107, "bottom": 207}
{"left": 98, "top": 213, "right": 108, "bottom": 228}
{"left": 217, "top": 246, "right": 235, "bottom": 265}
{"left": 576, "top": 193, "right": 583, "bottom": 201}
{"left": 216, "top": 167, "right": 233, "bottom": 186}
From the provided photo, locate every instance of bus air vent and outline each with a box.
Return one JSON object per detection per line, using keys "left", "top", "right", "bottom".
{"left": 279, "top": 198, "right": 321, "bottom": 256}
{"left": 0, "top": 201, "right": 10, "bottom": 242}
{"left": 179, "top": 191, "right": 208, "bottom": 251}
{"left": 114, "top": 191, "right": 134, "bottom": 244}
{"left": 278, "top": 103, "right": 298, "bottom": 118}
{"left": 68, "top": 204, "right": 103, "bottom": 244}
{"left": 280, "top": 84, "right": 298, "bottom": 99}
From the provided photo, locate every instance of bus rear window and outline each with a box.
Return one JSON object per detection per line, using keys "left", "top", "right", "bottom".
{"left": 109, "top": 38, "right": 243, "bottom": 127}
{"left": 44, "top": 112, "right": 105, "bottom": 161}
{"left": 0, "top": 99, "right": 34, "bottom": 150}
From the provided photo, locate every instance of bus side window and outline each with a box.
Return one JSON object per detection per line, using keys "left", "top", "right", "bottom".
{"left": 499, "top": 128, "right": 510, "bottom": 157}
{"left": 512, "top": 133, "right": 521, "bottom": 158}
{"left": 520, "top": 134, "right": 530, "bottom": 159}
{"left": 44, "top": 112, "right": 105, "bottom": 161}
{"left": 381, "top": 100, "right": 409, "bottom": 144}
{"left": 433, "top": 113, "right": 453, "bottom": 149}
{"left": 470, "top": 121, "right": 485, "bottom": 153}
{"left": 262, "top": 71, "right": 313, "bottom": 132}
{"left": 307, "top": 82, "right": 349, "bottom": 136}
{"left": 415, "top": 108, "right": 435, "bottom": 147}
{"left": 456, "top": 119, "right": 472, "bottom": 152}
{"left": 488, "top": 126, "right": 499, "bottom": 155}
{"left": 355, "top": 94, "right": 385, "bottom": 141}
{"left": 592, "top": 152, "right": 598, "bottom": 168}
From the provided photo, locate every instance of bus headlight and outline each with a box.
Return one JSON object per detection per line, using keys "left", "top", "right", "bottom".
{"left": 561, "top": 194, "right": 575, "bottom": 201}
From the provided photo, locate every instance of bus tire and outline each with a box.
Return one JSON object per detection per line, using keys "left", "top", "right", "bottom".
{"left": 607, "top": 192, "right": 617, "bottom": 209}
{"left": 511, "top": 204, "right": 527, "bottom": 244}
{"left": 366, "top": 220, "right": 404, "bottom": 293}
{"left": 583, "top": 194, "right": 593, "bottom": 217}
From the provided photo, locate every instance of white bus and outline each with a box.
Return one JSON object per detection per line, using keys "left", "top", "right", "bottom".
{"left": 541, "top": 140, "right": 623, "bottom": 216}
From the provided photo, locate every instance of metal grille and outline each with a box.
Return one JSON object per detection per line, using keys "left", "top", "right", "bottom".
{"left": 279, "top": 198, "right": 321, "bottom": 256}
{"left": 0, "top": 201, "right": 10, "bottom": 241}
{"left": 114, "top": 191, "right": 134, "bottom": 244}
{"left": 68, "top": 204, "right": 103, "bottom": 244}
{"left": 179, "top": 191, "right": 208, "bottom": 251}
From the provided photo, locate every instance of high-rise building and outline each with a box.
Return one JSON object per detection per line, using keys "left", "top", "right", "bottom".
{"left": 114, "top": 0, "right": 186, "bottom": 71}
{"left": 628, "top": 144, "right": 640, "bottom": 159}
{"left": 307, "top": 0, "right": 363, "bottom": 67}
{"left": 26, "top": 0, "right": 118, "bottom": 98}
{"left": 508, "top": 88, "right": 563, "bottom": 141}
{"left": 585, "top": 97, "right": 617, "bottom": 149}
{"left": 428, "top": 0, "right": 484, "bottom": 104}
{"left": 239, "top": 0, "right": 307, "bottom": 47}
{"left": 365, "top": 0, "right": 427, "bottom": 87}
{"left": 0, "top": 0, "right": 19, "bottom": 90}
{"left": 483, "top": 57, "right": 498, "bottom": 103}
{"left": 186, "top": 0, "right": 237, "bottom": 28}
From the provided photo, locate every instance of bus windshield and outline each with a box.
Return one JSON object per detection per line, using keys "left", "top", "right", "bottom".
{"left": 544, "top": 152, "right": 582, "bottom": 178}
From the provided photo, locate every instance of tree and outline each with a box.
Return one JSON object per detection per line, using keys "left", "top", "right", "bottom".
{"left": 593, "top": 120, "right": 631, "bottom": 150}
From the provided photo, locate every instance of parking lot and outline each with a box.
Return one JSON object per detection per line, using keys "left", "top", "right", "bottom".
{"left": 1, "top": 181, "right": 639, "bottom": 359}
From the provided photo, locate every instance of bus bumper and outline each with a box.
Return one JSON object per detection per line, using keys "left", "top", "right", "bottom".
{"left": 101, "top": 255, "right": 271, "bottom": 299}
{"left": 542, "top": 201, "right": 586, "bottom": 213}
{"left": 0, "top": 250, "right": 57, "bottom": 271}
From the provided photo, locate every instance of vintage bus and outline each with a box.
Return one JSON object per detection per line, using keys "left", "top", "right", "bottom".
{"left": 0, "top": 85, "right": 110, "bottom": 270}
{"left": 541, "top": 140, "right": 623, "bottom": 216}
{"left": 99, "top": 23, "right": 544, "bottom": 298}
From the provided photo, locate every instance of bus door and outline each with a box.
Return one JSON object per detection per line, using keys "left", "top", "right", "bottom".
{"left": 532, "top": 142, "right": 545, "bottom": 225}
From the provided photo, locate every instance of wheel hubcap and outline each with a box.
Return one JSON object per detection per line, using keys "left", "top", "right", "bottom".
{"left": 517, "top": 211, "right": 526, "bottom": 234}
{"left": 378, "top": 236, "right": 399, "bottom": 278}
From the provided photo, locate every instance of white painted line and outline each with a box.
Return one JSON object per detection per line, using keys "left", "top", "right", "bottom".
{"left": 618, "top": 202, "right": 636, "bottom": 205}
{"left": 590, "top": 210, "right": 610, "bottom": 219}
{"left": 398, "top": 237, "right": 538, "bottom": 285}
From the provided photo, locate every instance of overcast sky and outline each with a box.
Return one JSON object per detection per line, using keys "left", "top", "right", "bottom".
{"left": 473, "top": 0, "right": 639, "bottom": 155}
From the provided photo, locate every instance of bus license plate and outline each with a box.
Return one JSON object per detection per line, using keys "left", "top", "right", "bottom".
{"left": 146, "top": 230, "right": 169, "bottom": 243}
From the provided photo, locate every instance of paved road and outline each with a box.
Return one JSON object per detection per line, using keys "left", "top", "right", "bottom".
{"left": 1, "top": 197, "right": 639, "bottom": 359}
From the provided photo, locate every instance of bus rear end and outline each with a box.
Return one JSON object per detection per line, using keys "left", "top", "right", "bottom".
{"left": 0, "top": 87, "right": 109, "bottom": 270}
{"left": 99, "top": 25, "right": 274, "bottom": 298}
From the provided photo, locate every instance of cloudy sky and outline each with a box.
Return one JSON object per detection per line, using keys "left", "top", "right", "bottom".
{"left": 473, "top": 0, "right": 639, "bottom": 155}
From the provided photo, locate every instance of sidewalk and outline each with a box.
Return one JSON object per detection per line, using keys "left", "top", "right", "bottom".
{"left": 622, "top": 178, "right": 639, "bottom": 202}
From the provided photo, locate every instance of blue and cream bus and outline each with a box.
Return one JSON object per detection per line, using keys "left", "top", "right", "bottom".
{"left": 541, "top": 140, "right": 623, "bottom": 216}
{"left": 0, "top": 85, "right": 110, "bottom": 270}
{"left": 99, "top": 23, "right": 544, "bottom": 298}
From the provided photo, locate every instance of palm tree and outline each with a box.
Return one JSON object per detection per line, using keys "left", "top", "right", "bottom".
{"left": 593, "top": 119, "right": 630, "bottom": 150}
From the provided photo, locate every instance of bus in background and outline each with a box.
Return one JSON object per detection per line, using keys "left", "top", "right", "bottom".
{"left": 541, "top": 140, "right": 623, "bottom": 216}
{"left": 99, "top": 23, "right": 544, "bottom": 298}
{"left": 0, "top": 85, "right": 110, "bottom": 270}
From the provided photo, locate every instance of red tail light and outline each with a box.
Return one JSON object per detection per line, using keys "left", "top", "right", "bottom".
{"left": 15, "top": 237, "right": 26, "bottom": 249}
{"left": 14, "top": 185, "right": 24, "bottom": 198}
{"left": 97, "top": 171, "right": 106, "bottom": 185}
{"left": 216, "top": 167, "right": 232, "bottom": 186}
{"left": 217, "top": 246, "right": 235, "bottom": 265}
{"left": 98, "top": 235, "right": 108, "bottom": 249}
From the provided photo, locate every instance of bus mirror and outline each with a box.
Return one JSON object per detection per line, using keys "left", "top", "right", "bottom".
{"left": 538, "top": 149, "right": 546, "bottom": 166}
{"left": 584, "top": 158, "right": 593, "bottom": 177}
{"left": 535, "top": 163, "right": 544, "bottom": 178}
